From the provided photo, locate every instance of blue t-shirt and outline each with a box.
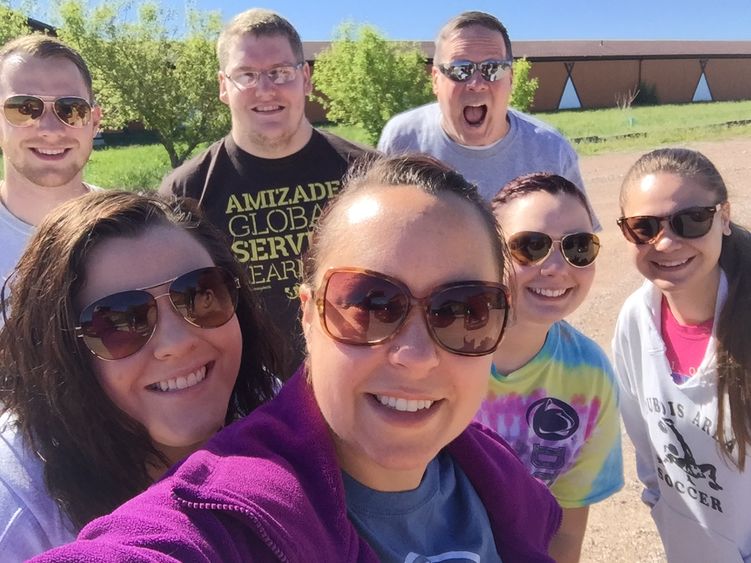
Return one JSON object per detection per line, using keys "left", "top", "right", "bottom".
{"left": 343, "top": 451, "right": 501, "bottom": 563}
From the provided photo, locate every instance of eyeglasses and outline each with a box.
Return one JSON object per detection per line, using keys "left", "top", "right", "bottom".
{"left": 437, "top": 59, "right": 513, "bottom": 83}
{"left": 617, "top": 203, "right": 723, "bottom": 245}
{"left": 3, "top": 95, "right": 93, "bottom": 128}
{"left": 224, "top": 62, "right": 304, "bottom": 90}
{"left": 313, "top": 268, "right": 509, "bottom": 356}
{"left": 508, "top": 231, "right": 601, "bottom": 268}
{"left": 75, "top": 267, "right": 240, "bottom": 360}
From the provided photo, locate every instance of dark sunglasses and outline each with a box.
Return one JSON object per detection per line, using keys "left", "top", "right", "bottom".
{"left": 508, "top": 231, "right": 600, "bottom": 268}
{"left": 617, "top": 203, "right": 722, "bottom": 245}
{"left": 75, "top": 267, "right": 240, "bottom": 360}
{"left": 3, "top": 94, "right": 92, "bottom": 128}
{"left": 313, "top": 268, "right": 509, "bottom": 356}
{"left": 437, "top": 59, "right": 512, "bottom": 83}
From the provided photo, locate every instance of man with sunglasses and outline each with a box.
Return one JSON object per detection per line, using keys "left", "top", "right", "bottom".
{"left": 0, "top": 35, "right": 100, "bottom": 286}
{"left": 378, "top": 11, "right": 598, "bottom": 228}
{"left": 159, "top": 8, "right": 368, "bottom": 378}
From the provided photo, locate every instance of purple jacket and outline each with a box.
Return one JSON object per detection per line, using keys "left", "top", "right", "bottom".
{"left": 33, "top": 369, "right": 561, "bottom": 562}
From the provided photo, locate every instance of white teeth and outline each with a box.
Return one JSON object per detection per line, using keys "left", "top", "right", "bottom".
{"left": 376, "top": 394, "right": 434, "bottom": 412}
{"left": 657, "top": 258, "right": 689, "bottom": 267}
{"left": 530, "top": 287, "right": 567, "bottom": 298}
{"left": 150, "top": 365, "right": 207, "bottom": 392}
{"left": 35, "top": 148, "right": 65, "bottom": 155}
{"left": 256, "top": 105, "right": 281, "bottom": 112}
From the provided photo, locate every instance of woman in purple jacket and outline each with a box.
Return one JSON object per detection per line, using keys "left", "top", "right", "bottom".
{"left": 34, "top": 155, "right": 561, "bottom": 562}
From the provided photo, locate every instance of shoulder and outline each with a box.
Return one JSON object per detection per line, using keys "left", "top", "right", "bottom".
{"left": 509, "top": 109, "right": 575, "bottom": 149}
{"left": 617, "top": 281, "right": 658, "bottom": 328}
{"left": 554, "top": 321, "right": 613, "bottom": 370}
{"left": 314, "top": 129, "right": 374, "bottom": 163}
{"left": 378, "top": 103, "right": 441, "bottom": 150}
{"left": 0, "top": 416, "right": 74, "bottom": 555}
{"left": 158, "top": 137, "right": 227, "bottom": 197}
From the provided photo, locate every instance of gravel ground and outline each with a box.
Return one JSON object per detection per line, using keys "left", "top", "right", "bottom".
{"left": 567, "top": 137, "right": 751, "bottom": 562}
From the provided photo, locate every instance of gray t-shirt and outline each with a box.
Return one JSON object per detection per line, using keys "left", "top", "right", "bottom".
{"left": 379, "top": 102, "right": 600, "bottom": 230}
{"left": 343, "top": 451, "right": 502, "bottom": 563}
{"left": 0, "top": 199, "right": 33, "bottom": 287}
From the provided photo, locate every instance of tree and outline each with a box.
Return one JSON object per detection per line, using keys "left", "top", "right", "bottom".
{"left": 510, "top": 58, "right": 539, "bottom": 113}
{"left": 0, "top": 2, "right": 31, "bottom": 46}
{"left": 312, "top": 24, "right": 433, "bottom": 144}
{"left": 57, "top": 0, "right": 229, "bottom": 168}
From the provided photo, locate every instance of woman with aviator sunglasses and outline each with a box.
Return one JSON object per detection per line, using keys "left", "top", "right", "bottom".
{"left": 33, "top": 155, "right": 561, "bottom": 562}
{"left": 0, "top": 191, "right": 282, "bottom": 560}
{"left": 613, "top": 148, "right": 751, "bottom": 562}
{"left": 475, "top": 173, "right": 623, "bottom": 563}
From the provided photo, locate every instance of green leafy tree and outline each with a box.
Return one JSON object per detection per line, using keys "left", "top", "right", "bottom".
{"left": 312, "top": 23, "right": 432, "bottom": 144}
{"left": 0, "top": 2, "right": 32, "bottom": 46}
{"left": 510, "top": 57, "right": 539, "bottom": 113}
{"left": 58, "top": 0, "right": 229, "bottom": 168}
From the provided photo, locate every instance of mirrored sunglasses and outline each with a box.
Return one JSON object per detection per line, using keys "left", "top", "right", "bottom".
{"left": 75, "top": 267, "right": 239, "bottom": 360}
{"left": 225, "top": 62, "right": 304, "bottom": 90}
{"left": 314, "top": 268, "right": 509, "bottom": 356}
{"left": 617, "top": 203, "right": 722, "bottom": 245}
{"left": 3, "top": 94, "right": 92, "bottom": 128}
{"left": 437, "top": 59, "right": 512, "bottom": 83}
{"left": 508, "top": 231, "right": 601, "bottom": 268}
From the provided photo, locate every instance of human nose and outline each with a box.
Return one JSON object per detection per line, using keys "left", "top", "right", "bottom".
{"left": 36, "top": 102, "right": 66, "bottom": 132}
{"left": 388, "top": 306, "right": 440, "bottom": 372}
{"left": 465, "top": 68, "right": 488, "bottom": 91}
{"left": 150, "top": 295, "right": 200, "bottom": 359}
{"left": 652, "top": 222, "right": 683, "bottom": 251}
{"left": 539, "top": 242, "right": 568, "bottom": 274}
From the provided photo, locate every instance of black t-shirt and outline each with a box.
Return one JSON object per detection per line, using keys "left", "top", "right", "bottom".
{"left": 159, "top": 129, "right": 369, "bottom": 377}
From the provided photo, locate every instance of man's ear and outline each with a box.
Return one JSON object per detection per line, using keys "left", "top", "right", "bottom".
{"left": 721, "top": 201, "right": 732, "bottom": 236}
{"left": 90, "top": 105, "right": 102, "bottom": 136}
{"left": 302, "top": 62, "right": 312, "bottom": 96}
{"left": 431, "top": 65, "right": 440, "bottom": 96}
{"left": 218, "top": 70, "right": 230, "bottom": 105}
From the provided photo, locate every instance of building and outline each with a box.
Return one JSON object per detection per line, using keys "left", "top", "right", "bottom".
{"left": 303, "top": 40, "right": 751, "bottom": 118}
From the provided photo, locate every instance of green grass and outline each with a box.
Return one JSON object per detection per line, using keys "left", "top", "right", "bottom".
{"left": 318, "top": 123, "right": 373, "bottom": 146}
{"left": 2, "top": 101, "right": 750, "bottom": 188}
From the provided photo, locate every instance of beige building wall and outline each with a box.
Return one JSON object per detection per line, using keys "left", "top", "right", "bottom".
{"left": 529, "top": 62, "right": 569, "bottom": 112}
{"left": 570, "top": 60, "right": 640, "bottom": 109}
{"left": 641, "top": 59, "right": 703, "bottom": 104}
{"left": 705, "top": 59, "right": 751, "bottom": 101}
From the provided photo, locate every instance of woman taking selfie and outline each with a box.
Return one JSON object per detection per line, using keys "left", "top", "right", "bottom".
{"left": 34, "top": 155, "right": 561, "bottom": 562}
{"left": 613, "top": 148, "right": 751, "bottom": 562}
{"left": 0, "top": 191, "right": 281, "bottom": 560}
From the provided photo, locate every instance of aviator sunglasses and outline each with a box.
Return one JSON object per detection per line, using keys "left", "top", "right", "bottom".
{"left": 75, "top": 267, "right": 240, "bottom": 360}
{"left": 617, "top": 203, "right": 723, "bottom": 245}
{"left": 3, "top": 94, "right": 93, "bottom": 128}
{"left": 508, "top": 231, "right": 600, "bottom": 268}
{"left": 437, "top": 59, "right": 513, "bottom": 83}
{"left": 313, "top": 268, "right": 510, "bottom": 356}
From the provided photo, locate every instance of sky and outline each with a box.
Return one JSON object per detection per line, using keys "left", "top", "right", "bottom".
{"left": 22, "top": 1, "right": 751, "bottom": 42}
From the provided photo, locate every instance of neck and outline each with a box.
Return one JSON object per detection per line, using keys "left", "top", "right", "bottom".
{"left": 147, "top": 442, "right": 201, "bottom": 481}
{"left": 662, "top": 267, "right": 721, "bottom": 325}
{"left": 231, "top": 120, "right": 313, "bottom": 159}
{"left": 492, "top": 318, "right": 550, "bottom": 374}
{"left": 1, "top": 173, "right": 88, "bottom": 226}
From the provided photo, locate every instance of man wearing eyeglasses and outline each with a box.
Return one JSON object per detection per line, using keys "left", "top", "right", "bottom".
{"left": 159, "top": 9, "right": 368, "bottom": 377}
{"left": 0, "top": 35, "right": 100, "bottom": 285}
{"left": 378, "top": 11, "right": 597, "bottom": 228}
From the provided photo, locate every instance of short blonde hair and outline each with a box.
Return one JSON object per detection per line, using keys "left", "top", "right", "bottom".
{"left": 216, "top": 8, "right": 303, "bottom": 71}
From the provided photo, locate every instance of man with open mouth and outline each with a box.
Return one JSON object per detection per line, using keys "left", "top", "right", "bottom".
{"left": 379, "top": 10, "right": 599, "bottom": 229}
{"left": 0, "top": 35, "right": 101, "bottom": 288}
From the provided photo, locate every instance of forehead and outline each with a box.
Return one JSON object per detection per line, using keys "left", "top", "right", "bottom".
{"left": 317, "top": 186, "right": 499, "bottom": 290}
{"left": 438, "top": 26, "right": 507, "bottom": 61}
{"left": 497, "top": 191, "right": 593, "bottom": 235}
{"left": 623, "top": 172, "right": 715, "bottom": 215}
{"left": 0, "top": 55, "right": 89, "bottom": 98}
{"left": 223, "top": 33, "right": 297, "bottom": 71}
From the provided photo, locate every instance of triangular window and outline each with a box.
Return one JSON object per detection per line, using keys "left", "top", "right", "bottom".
{"left": 559, "top": 76, "right": 581, "bottom": 109}
{"left": 692, "top": 73, "right": 712, "bottom": 102}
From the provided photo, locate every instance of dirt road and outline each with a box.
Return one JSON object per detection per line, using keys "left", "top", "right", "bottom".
{"left": 568, "top": 137, "right": 751, "bottom": 562}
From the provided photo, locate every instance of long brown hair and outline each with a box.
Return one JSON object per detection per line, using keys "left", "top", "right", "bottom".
{"left": 0, "top": 191, "right": 283, "bottom": 529}
{"left": 620, "top": 148, "right": 751, "bottom": 470}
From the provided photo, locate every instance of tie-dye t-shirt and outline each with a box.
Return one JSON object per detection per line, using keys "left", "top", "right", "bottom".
{"left": 475, "top": 321, "right": 623, "bottom": 508}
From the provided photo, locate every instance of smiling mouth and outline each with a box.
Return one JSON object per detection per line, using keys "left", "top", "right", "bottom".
{"left": 252, "top": 105, "right": 284, "bottom": 113}
{"left": 528, "top": 287, "right": 570, "bottom": 299}
{"left": 374, "top": 394, "right": 435, "bottom": 413}
{"left": 31, "top": 147, "right": 69, "bottom": 157}
{"left": 463, "top": 104, "right": 487, "bottom": 126}
{"left": 147, "top": 364, "right": 209, "bottom": 392}
{"left": 653, "top": 257, "right": 692, "bottom": 269}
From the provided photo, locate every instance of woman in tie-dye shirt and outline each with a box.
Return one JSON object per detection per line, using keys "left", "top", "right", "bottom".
{"left": 475, "top": 173, "right": 623, "bottom": 563}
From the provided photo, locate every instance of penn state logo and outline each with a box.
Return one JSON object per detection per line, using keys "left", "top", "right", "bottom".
{"left": 526, "top": 397, "right": 579, "bottom": 441}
